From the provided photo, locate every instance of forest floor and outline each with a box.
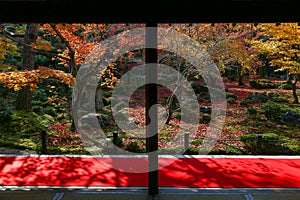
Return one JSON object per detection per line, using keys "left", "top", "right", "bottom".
{"left": 101, "top": 76, "right": 300, "bottom": 155}
{"left": 0, "top": 76, "right": 299, "bottom": 155}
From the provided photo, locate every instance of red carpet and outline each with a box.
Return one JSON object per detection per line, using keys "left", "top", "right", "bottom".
{"left": 0, "top": 155, "right": 299, "bottom": 188}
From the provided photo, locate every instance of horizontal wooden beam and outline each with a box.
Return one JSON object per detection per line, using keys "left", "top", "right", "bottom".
{"left": 0, "top": 0, "right": 299, "bottom": 23}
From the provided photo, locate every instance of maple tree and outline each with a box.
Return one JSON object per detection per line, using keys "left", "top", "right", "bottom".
{"left": 15, "top": 23, "right": 39, "bottom": 111}
{"left": 250, "top": 23, "right": 300, "bottom": 104}
{"left": 156, "top": 23, "right": 263, "bottom": 124}
{"left": 0, "top": 23, "right": 134, "bottom": 111}
{"left": 0, "top": 66, "right": 75, "bottom": 91}
{"left": 167, "top": 23, "right": 263, "bottom": 85}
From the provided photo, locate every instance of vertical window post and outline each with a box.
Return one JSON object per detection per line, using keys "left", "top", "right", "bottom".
{"left": 145, "top": 23, "right": 159, "bottom": 197}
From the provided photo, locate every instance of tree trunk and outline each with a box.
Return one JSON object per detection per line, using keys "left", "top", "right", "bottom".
{"left": 238, "top": 76, "right": 244, "bottom": 86}
{"left": 15, "top": 23, "right": 39, "bottom": 111}
{"left": 237, "top": 69, "right": 244, "bottom": 86}
{"left": 257, "top": 65, "right": 266, "bottom": 78}
{"left": 291, "top": 75, "right": 299, "bottom": 104}
{"left": 286, "top": 72, "right": 292, "bottom": 84}
{"left": 95, "top": 88, "right": 104, "bottom": 111}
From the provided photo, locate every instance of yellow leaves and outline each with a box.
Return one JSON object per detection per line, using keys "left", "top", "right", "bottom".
{"left": 0, "top": 66, "right": 76, "bottom": 91}
{"left": 32, "top": 38, "right": 53, "bottom": 51}
{"left": 254, "top": 23, "right": 300, "bottom": 75}
{"left": 47, "top": 93, "right": 67, "bottom": 107}
{"left": 0, "top": 37, "right": 20, "bottom": 63}
{"left": 37, "top": 66, "right": 76, "bottom": 87}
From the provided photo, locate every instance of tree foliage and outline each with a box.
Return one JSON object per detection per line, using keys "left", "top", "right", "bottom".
{"left": 250, "top": 23, "right": 300, "bottom": 103}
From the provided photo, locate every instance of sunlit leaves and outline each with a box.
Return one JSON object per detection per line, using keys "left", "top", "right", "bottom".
{"left": 0, "top": 66, "right": 75, "bottom": 91}
{"left": 0, "top": 37, "right": 20, "bottom": 70}
{"left": 164, "top": 23, "right": 262, "bottom": 76}
{"left": 250, "top": 23, "right": 300, "bottom": 75}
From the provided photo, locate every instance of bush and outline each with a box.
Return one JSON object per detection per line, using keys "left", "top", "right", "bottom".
{"left": 249, "top": 79, "right": 276, "bottom": 89}
{"left": 3, "top": 110, "right": 50, "bottom": 135}
{"left": 32, "top": 105, "right": 43, "bottom": 113}
{"left": 208, "top": 146, "right": 244, "bottom": 155}
{"left": 270, "top": 96, "right": 289, "bottom": 103}
{"left": 184, "top": 146, "right": 244, "bottom": 155}
{"left": 259, "top": 101, "right": 291, "bottom": 122}
{"left": 267, "top": 91, "right": 280, "bottom": 98}
{"left": 278, "top": 83, "right": 292, "bottom": 90}
{"left": 124, "top": 141, "right": 146, "bottom": 153}
{"left": 201, "top": 113, "right": 211, "bottom": 123}
{"left": 227, "top": 97, "right": 236, "bottom": 104}
{"left": 159, "top": 148, "right": 183, "bottom": 155}
{"left": 0, "top": 110, "right": 12, "bottom": 122}
{"left": 44, "top": 106, "right": 57, "bottom": 117}
{"left": 246, "top": 106, "right": 258, "bottom": 117}
{"left": 191, "top": 138, "right": 204, "bottom": 145}
{"left": 240, "top": 133, "right": 281, "bottom": 154}
{"left": 240, "top": 99, "right": 253, "bottom": 106}
{"left": 226, "top": 92, "right": 238, "bottom": 100}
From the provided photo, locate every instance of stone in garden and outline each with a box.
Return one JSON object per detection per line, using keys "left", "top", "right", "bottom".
{"left": 200, "top": 106, "right": 212, "bottom": 113}
{"left": 281, "top": 110, "right": 300, "bottom": 124}
{"left": 245, "top": 92, "right": 268, "bottom": 103}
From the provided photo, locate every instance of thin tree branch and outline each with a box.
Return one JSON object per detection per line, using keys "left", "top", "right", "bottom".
{"left": 1, "top": 27, "right": 72, "bottom": 62}
{"left": 50, "top": 24, "right": 77, "bottom": 76}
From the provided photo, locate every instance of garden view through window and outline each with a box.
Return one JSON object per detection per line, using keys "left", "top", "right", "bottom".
{"left": 0, "top": 23, "right": 299, "bottom": 156}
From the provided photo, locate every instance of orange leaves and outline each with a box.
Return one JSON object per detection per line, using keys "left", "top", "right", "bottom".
{"left": 37, "top": 66, "right": 76, "bottom": 87}
{"left": 31, "top": 38, "right": 52, "bottom": 51}
{"left": 41, "top": 23, "right": 97, "bottom": 67}
{"left": 0, "top": 66, "right": 75, "bottom": 91}
{"left": 0, "top": 70, "right": 38, "bottom": 91}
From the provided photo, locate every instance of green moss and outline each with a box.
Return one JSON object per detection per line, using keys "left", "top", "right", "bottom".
{"left": 191, "top": 138, "right": 204, "bottom": 145}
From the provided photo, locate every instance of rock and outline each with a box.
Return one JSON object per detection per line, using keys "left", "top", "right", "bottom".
{"left": 200, "top": 106, "right": 212, "bottom": 113}
{"left": 245, "top": 92, "right": 268, "bottom": 103}
{"left": 80, "top": 113, "right": 110, "bottom": 128}
{"left": 281, "top": 110, "right": 300, "bottom": 124}
{"left": 97, "top": 113, "right": 110, "bottom": 127}
{"left": 190, "top": 81, "right": 208, "bottom": 94}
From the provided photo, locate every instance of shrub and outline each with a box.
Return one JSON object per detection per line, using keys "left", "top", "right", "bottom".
{"left": 184, "top": 147, "right": 200, "bottom": 155}
{"left": 246, "top": 106, "right": 258, "bottom": 117}
{"left": 240, "top": 99, "right": 253, "bottom": 106}
{"left": 226, "top": 92, "right": 238, "bottom": 100}
{"left": 201, "top": 113, "right": 211, "bottom": 122}
{"left": 3, "top": 110, "right": 51, "bottom": 135}
{"left": 249, "top": 79, "right": 276, "bottom": 89}
{"left": 191, "top": 138, "right": 204, "bottom": 145}
{"left": 44, "top": 106, "right": 57, "bottom": 117}
{"left": 124, "top": 141, "right": 146, "bottom": 153}
{"left": 32, "top": 105, "right": 43, "bottom": 113}
{"left": 173, "top": 111, "right": 181, "bottom": 119}
{"left": 278, "top": 83, "right": 292, "bottom": 90}
{"left": 0, "top": 110, "right": 12, "bottom": 123}
{"left": 240, "top": 133, "right": 281, "bottom": 154}
{"left": 270, "top": 96, "right": 289, "bottom": 103}
{"left": 259, "top": 101, "right": 291, "bottom": 122}
{"left": 267, "top": 91, "right": 280, "bottom": 98}
{"left": 208, "top": 146, "right": 244, "bottom": 155}
{"left": 227, "top": 97, "right": 236, "bottom": 104}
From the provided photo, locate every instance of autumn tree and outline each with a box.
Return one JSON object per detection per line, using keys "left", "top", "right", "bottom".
{"left": 0, "top": 23, "right": 130, "bottom": 108}
{"left": 169, "top": 23, "right": 262, "bottom": 85}
{"left": 0, "top": 24, "right": 78, "bottom": 111}
{"left": 250, "top": 23, "right": 300, "bottom": 104}
{"left": 156, "top": 23, "right": 263, "bottom": 124}
{"left": 15, "top": 23, "right": 39, "bottom": 111}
